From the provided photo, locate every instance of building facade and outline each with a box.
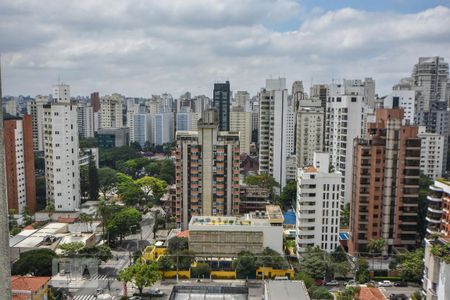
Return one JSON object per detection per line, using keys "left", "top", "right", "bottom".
{"left": 230, "top": 106, "right": 252, "bottom": 154}
{"left": 152, "top": 113, "right": 174, "bottom": 145}
{"left": 77, "top": 102, "right": 94, "bottom": 138}
{"left": 258, "top": 78, "right": 293, "bottom": 190}
{"left": 296, "top": 152, "right": 341, "bottom": 254}
{"left": 43, "top": 102, "right": 80, "bottom": 212}
{"left": 175, "top": 109, "right": 240, "bottom": 229}
{"left": 132, "top": 113, "right": 151, "bottom": 147}
{"left": 349, "top": 108, "right": 421, "bottom": 255}
{"left": 3, "top": 116, "right": 36, "bottom": 214}
{"left": 213, "top": 81, "right": 231, "bottom": 131}
{"left": 100, "top": 94, "right": 123, "bottom": 128}
{"left": 325, "top": 91, "right": 371, "bottom": 204}
{"left": 296, "top": 100, "right": 324, "bottom": 168}
{"left": 27, "top": 96, "right": 48, "bottom": 152}
{"left": 426, "top": 179, "right": 450, "bottom": 236}
{"left": 418, "top": 127, "right": 445, "bottom": 180}
{"left": 97, "top": 127, "right": 130, "bottom": 148}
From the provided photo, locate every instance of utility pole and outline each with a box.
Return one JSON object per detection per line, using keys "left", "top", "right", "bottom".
{"left": 0, "top": 57, "right": 12, "bottom": 298}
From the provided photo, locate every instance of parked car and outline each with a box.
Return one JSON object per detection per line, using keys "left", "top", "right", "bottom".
{"left": 345, "top": 279, "right": 357, "bottom": 287}
{"left": 365, "top": 280, "right": 378, "bottom": 286}
{"left": 148, "top": 288, "right": 165, "bottom": 297}
{"left": 394, "top": 281, "right": 408, "bottom": 287}
{"left": 378, "top": 280, "right": 394, "bottom": 287}
{"left": 129, "top": 297, "right": 142, "bottom": 300}
{"left": 325, "top": 280, "right": 339, "bottom": 286}
{"left": 389, "top": 294, "right": 408, "bottom": 300}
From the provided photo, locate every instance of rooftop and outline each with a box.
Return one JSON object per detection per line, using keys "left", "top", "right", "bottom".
{"left": 265, "top": 281, "right": 310, "bottom": 300}
{"left": 12, "top": 276, "right": 50, "bottom": 293}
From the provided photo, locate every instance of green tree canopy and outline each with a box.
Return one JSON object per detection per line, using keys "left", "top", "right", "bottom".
{"left": 99, "top": 146, "right": 140, "bottom": 168}
{"left": 118, "top": 262, "right": 161, "bottom": 295}
{"left": 59, "top": 242, "right": 85, "bottom": 256}
{"left": 116, "top": 173, "right": 145, "bottom": 206}
{"left": 244, "top": 173, "right": 279, "bottom": 190}
{"left": 12, "top": 249, "right": 57, "bottom": 276}
{"left": 355, "top": 258, "right": 370, "bottom": 283}
{"left": 396, "top": 248, "right": 425, "bottom": 282}
{"left": 88, "top": 157, "right": 99, "bottom": 200}
{"left": 278, "top": 181, "right": 297, "bottom": 209}
{"left": 107, "top": 207, "right": 142, "bottom": 241}
{"left": 234, "top": 251, "right": 257, "bottom": 278}
{"left": 256, "top": 247, "right": 289, "bottom": 269}
{"left": 136, "top": 176, "right": 168, "bottom": 203}
{"left": 78, "top": 245, "right": 113, "bottom": 262}
{"left": 98, "top": 167, "right": 118, "bottom": 199}
{"left": 367, "top": 238, "right": 386, "bottom": 256}
{"left": 168, "top": 237, "right": 189, "bottom": 254}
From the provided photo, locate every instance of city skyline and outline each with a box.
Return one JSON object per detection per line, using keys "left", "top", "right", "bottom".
{"left": 1, "top": 1, "right": 450, "bottom": 97}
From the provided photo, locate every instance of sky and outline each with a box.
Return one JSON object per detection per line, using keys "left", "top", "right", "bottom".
{"left": 1, "top": 0, "right": 450, "bottom": 98}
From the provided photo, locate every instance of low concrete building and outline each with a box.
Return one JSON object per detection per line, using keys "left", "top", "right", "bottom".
{"left": 239, "top": 186, "right": 271, "bottom": 214}
{"left": 188, "top": 206, "right": 283, "bottom": 255}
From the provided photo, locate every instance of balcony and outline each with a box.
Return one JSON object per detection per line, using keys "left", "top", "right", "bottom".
{"left": 429, "top": 185, "right": 443, "bottom": 192}
{"left": 425, "top": 216, "right": 441, "bottom": 224}
{"left": 427, "top": 206, "right": 443, "bottom": 214}
{"left": 427, "top": 195, "right": 442, "bottom": 202}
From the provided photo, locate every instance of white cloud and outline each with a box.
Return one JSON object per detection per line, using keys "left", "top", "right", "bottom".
{"left": 0, "top": 1, "right": 449, "bottom": 97}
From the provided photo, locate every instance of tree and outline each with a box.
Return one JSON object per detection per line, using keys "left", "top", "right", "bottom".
{"left": 35, "top": 176, "right": 46, "bottom": 211}
{"left": 299, "top": 246, "right": 328, "bottom": 279}
{"left": 278, "top": 181, "right": 297, "bottom": 209}
{"left": 116, "top": 173, "right": 144, "bottom": 206}
{"left": 340, "top": 203, "right": 350, "bottom": 228}
{"left": 96, "top": 198, "right": 121, "bottom": 235}
{"left": 99, "top": 146, "right": 140, "bottom": 168}
{"left": 80, "top": 165, "right": 90, "bottom": 200}
{"left": 244, "top": 173, "right": 279, "bottom": 190}
{"left": 88, "top": 157, "right": 99, "bottom": 200}
{"left": 12, "top": 249, "right": 57, "bottom": 276}
{"left": 159, "top": 159, "right": 175, "bottom": 184}
{"left": 367, "top": 238, "right": 386, "bottom": 256}
{"left": 107, "top": 207, "right": 142, "bottom": 241}
{"left": 98, "top": 167, "right": 118, "bottom": 199}
{"left": 296, "top": 271, "right": 333, "bottom": 300}
{"left": 118, "top": 262, "right": 161, "bottom": 295}
{"left": 168, "top": 237, "right": 189, "bottom": 254}
{"left": 234, "top": 251, "right": 257, "bottom": 278}
{"left": 256, "top": 247, "right": 289, "bottom": 269}
{"left": 78, "top": 245, "right": 113, "bottom": 262}
{"left": 79, "top": 137, "right": 98, "bottom": 149}
{"left": 59, "top": 242, "right": 85, "bottom": 257}
{"left": 355, "top": 258, "right": 370, "bottom": 283}
{"left": 394, "top": 249, "right": 425, "bottom": 282}
{"left": 79, "top": 213, "right": 93, "bottom": 232}
{"left": 45, "top": 202, "right": 55, "bottom": 220}
{"left": 136, "top": 176, "right": 168, "bottom": 203}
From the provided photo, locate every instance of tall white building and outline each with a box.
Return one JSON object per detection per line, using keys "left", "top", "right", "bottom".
{"left": 27, "top": 95, "right": 49, "bottom": 151}
{"left": 152, "top": 113, "right": 174, "bottom": 145}
{"left": 296, "top": 100, "right": 324, "bottom": 168}
{"left": 230, "top": 106, "right": 252, "bottom": 155}
{"left": 43, "top": 102, "right": 80, "bottom": 212}
{"left": 384, "top": 89, "right": 416, "bottom": 125}
{"left": 133, "top": 113, "right": 152, "bottom": 147}
{"left": 258, "top": 78, "right": 293, "bottom": 189}
{"left": 100, "top": 94, "right": 123, "bottom": 128}
{"left": 418, "top": 126, "right": 445, "bottom": 179}
{"left": 325, "top": 86, "right": 371, "bottom": 203}
{"left": 296, "top": 152, "right": 341, "bottom": 254}
{"left": 77, "top": 102, "right": 94, "bottom": 138}
{"left": 53, "top": 84, "right": 70, "bottom": 103}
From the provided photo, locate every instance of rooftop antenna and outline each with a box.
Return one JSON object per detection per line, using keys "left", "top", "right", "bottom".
{"left": 0, "top": 54, "right": 13, "bottom": 299}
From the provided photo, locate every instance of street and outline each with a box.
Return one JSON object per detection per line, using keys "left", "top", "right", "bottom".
{"left": 68, "top": 211, "right": 156, "bottom": 299}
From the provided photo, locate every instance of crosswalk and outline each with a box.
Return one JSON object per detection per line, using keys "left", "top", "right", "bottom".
{"left": 73, "top": 295, "right": 97, "bottom": 300}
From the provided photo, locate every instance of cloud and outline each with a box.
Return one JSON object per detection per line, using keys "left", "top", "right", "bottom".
{"left": 0, "top": 1, "right": 450, "bottom": 97}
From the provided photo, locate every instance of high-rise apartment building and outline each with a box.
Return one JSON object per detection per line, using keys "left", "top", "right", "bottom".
{"left": 27, "top": 95, "right": 48, "bottom": 152}
{"left": 152, "top": 113, "right": 174, "bottom": 145}
{"left": 349, "top": 108, "right": 420, "bottom": 255}
{"left": 43, "top": 99, "right": 80, "bottom": 212}
{"left": 418, "top": 127, "right": 445, "bottom": 180}
{"left": 213, "top": 81, "right": 231, "bottom": 131}
{"left": 77, "top": 102, "right": 94, "bottom": 138}
{"left": 413, "top": 57, "right": 450, "bottom": 173}
{"left": 100, "top": 94, "right": 124, "bottom": 128}
{"left": 230, "top": 106, "right": 252, "bottom": 155}
{"left": 296, "top": 100, "right": 324, "bottom": 168}
{"left": 425, "top": 179, "right": 450, "bottom": 236}
{"left": 3, "top": 116, "right": 36, "bottom": 214}
{"left": 53, "top": 84, "right": 70, "bottom": 103}
{"left": 90, "top": 92, "right": 100, "bottom": 112}
{"left": 384, "top": 89, "right": 416, "bottom": 125}
{"left": 310, "top": 84, "right": 329, "bottom": 108}
{"left": 175, "top": 109, "right": 240, "bottom": 229}
{"left": 259, "top": 78, "right": 293, "bottom": 189}
{"left": 133, "top": 113, "right": 152, "bottom": 147}
{"left": 234, "top": 91, "right": 250, "bottom": 111}
{"left": 296, "top": 152, "right": 341, "bottom": 254}
{"left": 325, "top": 87, "right": 371, "bottom": 204}
{"left": 176, "top": 112, "right": 200, "bottom": 132}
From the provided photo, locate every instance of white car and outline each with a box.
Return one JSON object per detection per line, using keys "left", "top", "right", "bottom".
{"left": 378, "top": 280, "right": 393, "bottom": 287}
